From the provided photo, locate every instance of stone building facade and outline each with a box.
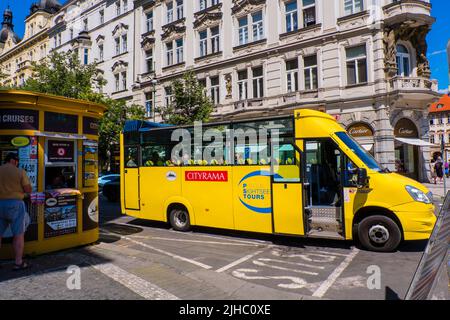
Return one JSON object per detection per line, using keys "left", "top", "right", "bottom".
{"left": 0, "top": 1, "right": 61, "bottom": 86}
{"left": 0, "top": 0, "right": 440, "bottom": 182}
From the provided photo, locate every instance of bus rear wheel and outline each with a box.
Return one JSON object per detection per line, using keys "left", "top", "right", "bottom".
{"left": 357, "top": 215, "right": 401, "bottom": 252}
{"left": 169, "top": 207, "right": 191, "bottom": 232}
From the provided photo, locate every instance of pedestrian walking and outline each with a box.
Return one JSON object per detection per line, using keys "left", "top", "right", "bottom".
{"left": 445, "top": 161, "right": 449, "bottom": 178}
{"left": 435, "top": 157, "right": 444, "bottom": 183}
{"left": 430, "top": 159, "right": 437, "bottom": 184}
{"left": 0, "top": 153, "right": 32, "bottom": 270}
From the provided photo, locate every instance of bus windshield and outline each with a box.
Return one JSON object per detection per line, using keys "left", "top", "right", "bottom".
{"left": 335, "top": 131, "right": 382, "bottom": 172}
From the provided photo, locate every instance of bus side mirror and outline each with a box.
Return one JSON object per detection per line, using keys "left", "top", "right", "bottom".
{"left": 357, "top": 168, "right": 368, "bottom": 188}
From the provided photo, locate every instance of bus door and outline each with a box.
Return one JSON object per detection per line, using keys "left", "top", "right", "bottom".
{"left": 123, "top": 145, "right": 140, "bottom": 210}
{"left": 303, "top": 139, "right": 345, "bottom": 239}
{"left": 271, "top": 141, "right": 304, "bottom": 235}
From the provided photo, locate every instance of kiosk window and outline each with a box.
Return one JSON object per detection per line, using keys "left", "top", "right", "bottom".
{"left": 45, "top": 139, "right": 77, "bottom": 190}
{"left": 45, "top": 166, "right": 76, "bottom": 189}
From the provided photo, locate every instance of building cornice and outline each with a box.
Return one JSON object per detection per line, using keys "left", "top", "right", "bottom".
{"left": 0, "top": 29, "right": 49, "bottom": 62}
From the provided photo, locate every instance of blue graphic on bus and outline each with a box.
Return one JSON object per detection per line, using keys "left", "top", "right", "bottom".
{"left": 238, "top": 170, "right": 283, "bottom": 214}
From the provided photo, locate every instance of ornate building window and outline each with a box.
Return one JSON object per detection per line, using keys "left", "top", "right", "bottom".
{"left": 198, "top": 26, "right": 220, "bottom": 57}
{"left": 304, "top": 55, "right": 318, "bottom": 90}
{"left": 164, "top": 37, "right": 185, "bottom": 66}
{"left": 167, "top": 2, "right": 174, "bottom": 24}
{"left": 346, "top": 45, "right": 367, "bottom": 85}
{"left": 145, "top": 49, "right": 154, "bottom": 73}
{"left": 396, "top": 44, "right": 411, "bottom": 77}
{"left": 285, "top": 1, "right": 298, "bottom": 32}
{"left": 252, "top": 11, "right": 264, "bottom": 41}
{"left": 176, "top": 38, "right": 184, "bottom": 64}
{"left": 252, "top": 66, "right": 264, "bottom": 99}
{"left": 166, "top": 42, "right": 174, "bottom": 65}
{"left": 286, "top": 59, "right": 299, "bottom": 92}
{"left": 199, "top": 30, "right": 208, "bottom": 57}
{"left": 165, "top": 86, "right": 173, "bottom": 107}
{"left": 210, "top": 76, "right": 220, "bottom": 104}
{"left": 344, "top": 0, "right": 363, "bottom": 16}
{"left": 236, "top": 10, "right": 264, "bottom": 46}
{"left": 238, "top": 16, "right": 248, "bottom": 45}
{"left": 146, "top": 11, "right": 154, "bottom": 32}
{"left": 302, "top": 0, "right": 316, "bottom": 27}
{"left": 238, "top": 70, "right": 248, "bottom": 100}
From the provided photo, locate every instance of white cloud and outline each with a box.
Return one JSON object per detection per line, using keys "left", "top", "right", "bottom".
{"left": 438, "top": 88, "right": 449, "bottom": 94}
{"left": 429, "top": 49, "right": 447, "bottom": 57}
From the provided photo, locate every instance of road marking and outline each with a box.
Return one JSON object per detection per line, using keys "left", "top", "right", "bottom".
{"left": 121, "top": 235, "right": 213, "bottom": 270}
{"left": 257, "top": 258, "right": 325, "bottom": 270}
{"left": 216, "top": 251, "right": 264, "bottom": 273}
{"left": 312, "top": 247, "right": 359, "bottom": 298}
{"left": 69, "top": 253, "right": 179, "bottom": 300}
{"left": 253, "top": 259, "right": 319, "bottom": 276}
{"left": 169, "top": 230, "right": 271, "bottom": 245}
{"left": 130, "top": 235, "right": 261, "bottom": 247}
{"left": 101, "top": 229, "right": 213, "bottom": 270}
{"left": 314, "top": 250, "right": 353, "bottom": 257}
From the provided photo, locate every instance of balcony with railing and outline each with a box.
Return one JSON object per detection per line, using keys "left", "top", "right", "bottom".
{"left": 16, "top": 60, "right": 32, "bottom": 72}
{"left": 383, "top": 0, "right": 433, "bottom": 26}
{"left": 389, "top": 76, "right": 437, "bottom": 91}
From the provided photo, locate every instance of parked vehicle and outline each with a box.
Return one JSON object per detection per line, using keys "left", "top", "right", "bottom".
{"left": 98, "top": 174, "right": 120, "bottom": 191}
{"left": 103, "top": 179, "right": 120, "bottom": 202}
{"left": 120, "top": 109, "right": 436, "bottom": 252}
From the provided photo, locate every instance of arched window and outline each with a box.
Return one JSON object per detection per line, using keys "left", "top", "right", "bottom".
{"left": 396, "top": 44, "right": 411, "bottom": 77}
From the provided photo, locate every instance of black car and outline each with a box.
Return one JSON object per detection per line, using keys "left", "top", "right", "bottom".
{"left": 102, "top": 179, "right": 120, "bottom": 202}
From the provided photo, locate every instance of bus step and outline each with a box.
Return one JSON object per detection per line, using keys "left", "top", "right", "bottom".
{"left": 309, "top": 217, "right": 342, "bottom": 233}
{"left": 307, "top": 229, "right": 345, "bottom": 240}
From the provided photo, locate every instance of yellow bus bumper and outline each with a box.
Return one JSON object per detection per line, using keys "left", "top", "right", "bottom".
{"left": 394, "top": 205, "right": 437, "bottom": 241}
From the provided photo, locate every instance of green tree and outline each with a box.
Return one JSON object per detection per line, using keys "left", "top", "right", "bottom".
{"left": 158, "top": 71, "right": 213, "bottom": 125}
{"left": 23, "top": 51, "right": 103, "bottom": 100}
{"left": 97, "top": 98, "right": 145, "bottom": 171}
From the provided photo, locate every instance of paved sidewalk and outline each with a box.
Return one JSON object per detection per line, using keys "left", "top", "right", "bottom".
{"left": 423, "top": 177, "right": 450, "bottom": 199}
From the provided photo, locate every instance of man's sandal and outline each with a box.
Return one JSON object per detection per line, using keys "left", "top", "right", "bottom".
{"left": 12, "top": 261, "right": 30, "bottom": 271}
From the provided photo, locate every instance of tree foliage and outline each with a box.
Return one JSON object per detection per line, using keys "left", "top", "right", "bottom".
{"left": 18, "top": 51, "right": 145, "bottom": 171}
{"left": 23, "top": 51, "right": 104, "bottom": 99}
{"left": 158, "top": 71, "right": 214, "bottom": 125}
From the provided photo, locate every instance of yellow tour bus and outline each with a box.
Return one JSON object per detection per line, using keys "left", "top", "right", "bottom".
{"left": 120, "top": 109, "right": 436, "bottom": 252}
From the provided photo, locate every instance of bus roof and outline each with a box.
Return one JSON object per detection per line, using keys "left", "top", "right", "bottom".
{"left": 123, "top": 109, "right": 335, "bottom": 133}
{"left": 123, "top": 120, "right": 173, "bottom": 133}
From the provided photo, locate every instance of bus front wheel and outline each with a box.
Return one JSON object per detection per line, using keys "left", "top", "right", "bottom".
{"left": 357, "top": 215, "right": 401, "bottom": 252}
{"left": 169, "top": 207, "right": 191, "bottom": 232}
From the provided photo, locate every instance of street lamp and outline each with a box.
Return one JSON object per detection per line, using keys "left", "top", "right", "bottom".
{"left": 151, "top": 78, "right": 158, "bottom": 122}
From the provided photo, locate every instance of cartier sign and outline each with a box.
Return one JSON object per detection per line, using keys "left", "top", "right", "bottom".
{"left": 394, "top": 118, "right": 418, "bottom": 138}
{"left": 347, "top": 123, "right": 373, "bottom": 137}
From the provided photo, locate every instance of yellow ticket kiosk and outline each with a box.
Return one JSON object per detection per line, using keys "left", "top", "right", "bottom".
{"left": 0, "top": 90, "right": 106, "bottom": 259}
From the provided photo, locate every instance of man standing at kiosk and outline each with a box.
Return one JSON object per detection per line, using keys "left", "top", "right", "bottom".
{"left": 0, "top": 152, "right": 32, "bottom": 270}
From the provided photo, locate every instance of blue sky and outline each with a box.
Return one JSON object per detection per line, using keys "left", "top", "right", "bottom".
{"left": 1, "top": 0, "right": 449, "bottom": 91}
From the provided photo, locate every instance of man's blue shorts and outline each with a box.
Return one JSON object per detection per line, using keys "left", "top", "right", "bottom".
{"left": 0, "top": 199, "right": 27, "bottom": 237}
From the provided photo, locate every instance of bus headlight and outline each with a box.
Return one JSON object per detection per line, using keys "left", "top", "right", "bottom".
{"left": 405, "top": 186, "right": 432, "bottom": 204}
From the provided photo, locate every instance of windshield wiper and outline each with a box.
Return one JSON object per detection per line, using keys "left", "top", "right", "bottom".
{"left": 381, "top": 167, "right": 391, "bottom": 173}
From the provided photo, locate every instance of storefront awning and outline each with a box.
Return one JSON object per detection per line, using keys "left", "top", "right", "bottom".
{"left": 395, "top": 137, "right": 436, "bottom": 147}
{"left": 34, "top": 132, "right": 87, "bottom": 140}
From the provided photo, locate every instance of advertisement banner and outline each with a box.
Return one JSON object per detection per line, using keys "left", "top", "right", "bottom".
{"left": 44, "top": 195, "right": 77, "bottom": 238}
{"left": 83, "top": 192, "right": 99, "bottom": 231}
{"left": 18, "top": 136, "right": 38, "bottom": 192}
{"left": 48, "top": 140, "right": 75, "bottom": 163}
{"left": 0, "top": 109, "right": 39, "bottom": 130}
{"left": 83, "top": 117, "right": 99, "bottom": 135}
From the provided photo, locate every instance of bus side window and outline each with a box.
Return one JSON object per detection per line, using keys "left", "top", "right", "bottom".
{"left": 125, "top": 146, "right": 139, "bottom": 168}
